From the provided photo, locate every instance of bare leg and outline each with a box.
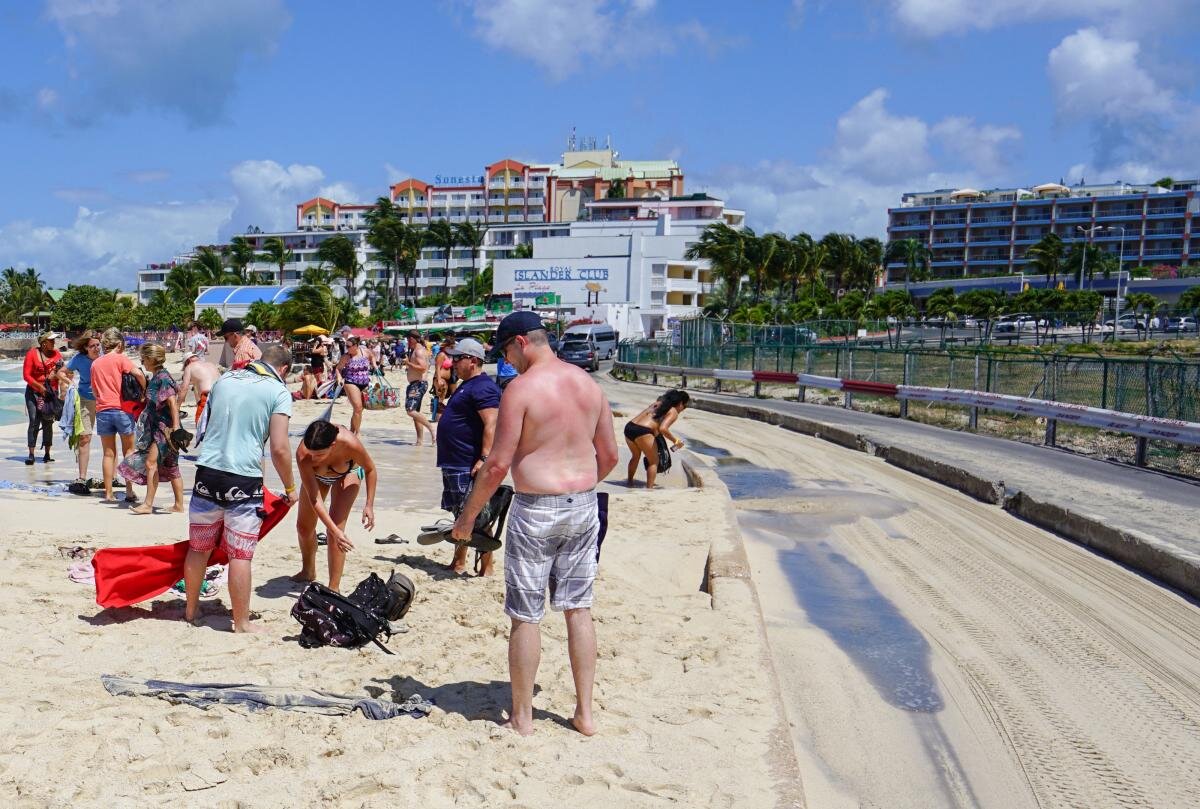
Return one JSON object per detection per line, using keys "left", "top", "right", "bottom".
{"left": 450, "top": 544, "right": 469, "bottom": 574}
{"left": 625, "top": 437, "right": 640, "bottom": 484}
{"left": 119, "top": 433, "right": 136, "bottom": 497}
{"left": 477, "top": 550, "right": 495, "bottom": 577}
{"left": 292, "top": 485, "right": 323, "bottom": 582}
{"left": 100, "top": 434, "right": 117, "bottom": 501}
{"left": 345, "top": 385, "right": 365, "bottom": 434}
{"left": 77, "top": 434, "right": 92, "bottom": 481}
{"left": 325, "top": 478, "right": 359, "bottom": 593}
{"left": 183, "top": 547, "right": 214, "bottom": 623}
{"left": 228, "top": 558, "right": 264, "bottom": 633}
{"left": 407, "top": 410, "right": 435, "bottom": 445}
{"left": 565, "top": 608, "right": 598, "bottom": 736}
{"left": 505, "top": 618, "right": 541, "bottom": 736}
{"left": 169, "top": 477, "right": 185, "bottom": 511}
{"left": 130, "top": 443, "right": 159, "bottom": 514}
{"left": 635, "top": 434, "right": 658, "bottom": 489}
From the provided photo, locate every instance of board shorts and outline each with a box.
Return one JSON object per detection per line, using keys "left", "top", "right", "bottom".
{"left": 405, "top": 380, "right": 428, "bottom": 413}
{"left": 188, "top": 466, "right": 264, "bottom": 561}
{"left": 440, "top": 467, "right": 472, "bottom": 514}
{"left": 504, "top": 491, "right": 599, "bottom": 624}
{"left": 194, "top": 391, "right": 208, "bottom": 428}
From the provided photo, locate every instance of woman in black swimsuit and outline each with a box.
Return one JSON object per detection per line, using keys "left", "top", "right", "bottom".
{"left": 293, "top": 419, "right": 377, "bottom": 593}
{"left": 623, "top": 389, "right": 689, "bottom": 488}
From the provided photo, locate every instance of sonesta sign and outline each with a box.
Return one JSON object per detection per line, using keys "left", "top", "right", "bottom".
{"left": 434, "top": 174, "right": 484, "bottom": 185}
{"left": 513, "top": 267, "right": 610, "bottom": 282}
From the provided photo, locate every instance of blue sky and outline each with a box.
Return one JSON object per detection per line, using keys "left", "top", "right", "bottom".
{"left": 1, "top": 0, "right": 1197, "bottom": 290}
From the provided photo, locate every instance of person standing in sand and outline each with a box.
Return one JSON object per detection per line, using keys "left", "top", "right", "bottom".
{"left": 118, "top": 343, "right": 186, "bottom": 515}
{"left": 452, "top": 312, "right": 618, "bottom": 737}
{"left": 435, "top": 337, "right": 500, "bottom": 576}
{"left": 177, "top": 352, "right": 221, "bottom": 428}
{"left": 183, "top": 345, "right": 298, "bottom": 633}
{"left": 623, "top": 389, "right": 689, "bottom": 489}
{"left": 219, "top": 318, "right": 261, "bottom": 370}
{"left": 403, "top": 330, "right": 436, "bottom": 445}
{"left": 292, "top": 419, "right": 377, "bottom": 592}
{"left": 91, "top": 328, "right": 144, "bottom": 503}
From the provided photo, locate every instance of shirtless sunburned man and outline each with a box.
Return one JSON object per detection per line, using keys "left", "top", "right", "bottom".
{"left": 403, "top": 331, "right": 436, "bottom": 445}
{"left": 453, "top": 312, "right": 619, "bottom": 738}
{"left": 177, "top": 353, "right": 222, "bottom": 429}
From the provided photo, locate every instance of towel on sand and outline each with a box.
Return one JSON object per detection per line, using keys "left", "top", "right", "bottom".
{"left": 92, "top": 490, "right": 291, "bottom": 608}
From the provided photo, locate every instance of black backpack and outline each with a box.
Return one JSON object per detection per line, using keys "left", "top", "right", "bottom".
{"left": 643, "top": 433, "right": 673, "bottom": 474}
{"left": 290, "top": 570, "right": 416, "bottom": 654}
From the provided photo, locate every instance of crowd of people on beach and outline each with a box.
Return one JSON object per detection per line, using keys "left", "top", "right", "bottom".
{"left": 22, "top": 311, "right": 691, "bottom": 736}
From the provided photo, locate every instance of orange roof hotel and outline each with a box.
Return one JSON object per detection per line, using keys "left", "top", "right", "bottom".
{"left": 296, "top": 146, "right": 684, "bottom": 230}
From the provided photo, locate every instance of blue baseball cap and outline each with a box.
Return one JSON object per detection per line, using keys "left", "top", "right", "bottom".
{"left": 495, "top": 311, "right": 545, "bottom": 347}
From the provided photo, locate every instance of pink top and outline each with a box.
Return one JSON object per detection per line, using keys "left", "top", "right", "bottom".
{"left": 91, "top": 352, "right": 134, "bottom": 412}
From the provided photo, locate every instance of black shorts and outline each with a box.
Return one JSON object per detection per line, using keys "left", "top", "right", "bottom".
{"left": 623, "top": 422, "right": 654, "bottom": 442}
{"left": 405, "top": 380, "right": 428, "bottom": 412}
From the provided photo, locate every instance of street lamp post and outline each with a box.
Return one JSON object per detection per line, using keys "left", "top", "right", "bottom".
{"left": 1077, "top": 224, "right": 1103, "bottom": 290}
{"left": 1106, "top": 225, "right": 1126, "bottom": 343}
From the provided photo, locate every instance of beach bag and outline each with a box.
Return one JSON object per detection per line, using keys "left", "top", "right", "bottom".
{"left": 37, "top": 387, "right": 63, "bottom": 421}
{"left": 643, "top": 433, "right": 673, "bottom": 474}
{"left": 120, "top": 371, "right": 146, "bottom": 419}
{"left": 291, "top": 571, "right": 414, "bottom": 654}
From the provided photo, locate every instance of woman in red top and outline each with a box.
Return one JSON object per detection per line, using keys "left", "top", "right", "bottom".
{"left": 22, "top": 331, "right": 66, "bottom": 465}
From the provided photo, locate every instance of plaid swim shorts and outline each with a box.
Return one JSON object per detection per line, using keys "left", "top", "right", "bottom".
{"left": 504, "top": 491, "right": 599, "bottom": 624}
{"left": 440, "top": 467, "right": 473, "bottom": 514}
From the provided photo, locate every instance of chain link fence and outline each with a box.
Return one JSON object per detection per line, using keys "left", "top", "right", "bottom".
{"left": 617, "top": 338, "right": 1200, "bottom": 479}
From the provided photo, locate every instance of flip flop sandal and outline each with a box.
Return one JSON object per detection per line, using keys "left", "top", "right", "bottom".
{"left": 417, "top": 527, "right": 449, "bottom": 546}
{"left": 374, "top": 534, "right": 406, "bottom": 545}
{"left": 419, "top": 519, "right": 453, "bottom": 533}
{"left": 418, "top": 525, "right": 501, "bottom": 552}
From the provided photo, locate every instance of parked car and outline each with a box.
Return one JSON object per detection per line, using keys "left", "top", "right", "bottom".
{"left": 557, "top": 339, "right": 600, "bottom": 372}
{"left": 1103, "top": 315, "right": 1147, "bottom": 332}
{"left": 1166, "top": 316, "right": 1198, "bottom": 333}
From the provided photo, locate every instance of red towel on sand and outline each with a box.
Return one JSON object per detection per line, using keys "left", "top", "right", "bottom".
{"left": 92, "top": 490, "right": 290, "bottom": 608}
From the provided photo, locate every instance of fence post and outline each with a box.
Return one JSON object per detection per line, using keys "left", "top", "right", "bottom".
{"left": 844, "top": 352, "right": 854, "bottom": 409}
{"left": 1044, "top": 418, "right": 1057, "bottom": 447}
{"left": 652, "top": 370, "right": 657, "bottom": 386}
{"left": 754, "top": 380, "right": 762, "bottom": 398}
{"left": 900, "top": 352, "right": 910, "bottom": 419}
{"left": 969, "top": 354, "right": 980, "bottom": 430}
{"left": 1101, "top": 359, "right": 1109, "bottom": 410}
{"left": 1135, "top": 437, "right": 1149, "bottom": 467}
{"left": 681, "top": 371, "right": 687, "bottom": 389}
{"left": 715, "top": 376, "right": 722, "bottom": 393}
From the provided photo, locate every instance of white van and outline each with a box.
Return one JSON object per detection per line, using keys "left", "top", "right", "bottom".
{"left": 561, "top": 323, "right": 619, "bottom": 359}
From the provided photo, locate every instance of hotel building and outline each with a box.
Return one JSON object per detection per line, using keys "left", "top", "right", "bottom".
{"left": 886, "top": 179, "right": 1199, "bottom": 283}
{"left": 492, "top": 194, "right": 745, "bottom": 339}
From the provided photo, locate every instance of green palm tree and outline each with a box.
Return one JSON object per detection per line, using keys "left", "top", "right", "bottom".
{"left": 512, "top": 242, "right": 533, "bottom": 259}
{"left": 425, "top": 219, "right": 456, "bottom": 301}
{"left": 1, "top": 266, "right": 47, "bottom": 321}
{"left": 787, "top": 233, "right": 814, "bottom": 302}
{"left": 855, "top": 237, "right": 884, "bottom": 292}
{"left": 315, "top": 234, "right": 360, "bottom": 307}
{"left": 685, "top": 222, "right": 748, "bottom": 312}
{"left": 164, "top": 264, "right": 203, "bottom": 303}
{"left": 884, "top": 238, "right": 932, "bottom": 292}
{"left": 301, "top": 266, "right": 333, "bottom": 286}
{"left": 224, "top": 236, "right": 257, "bottom": 283}
{"left": 454, "top": 221, "right": 487, "bottom": 305}
{"left": 1026, "top": 233, "right": 1064, "bottom": 287}
{"left": 190, "top": 246, "right": 232, "bottom": 285}
{"left": 259, "top": 237, "right": 293, "bottom": 283}
{"left": 819, "top": 233, "right": 859, "bottom": 293}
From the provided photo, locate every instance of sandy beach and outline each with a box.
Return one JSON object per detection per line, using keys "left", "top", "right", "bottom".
{"left": 0, "top": 362, "right": 794, "bottom": 808}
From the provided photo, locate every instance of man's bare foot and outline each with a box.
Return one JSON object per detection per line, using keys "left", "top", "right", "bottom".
{"left": 572, "top": 710, "right": 597, "bottom": 737}
{"left": 233, "top": 622, "right": 270, "bottom": 634}
{"left": 129, "top": 504, "right": 153, "bottom": 515}
{"left": 501, "top": 719, "right": 535, "bottom": 737}
{"left": 101, "top": 496, "right": 117, "bottom": 504}
{"left": 449, "top": 561, "right": 468, "bottom": 574}
{"left": 170, "top": 504, "right": 185, "bottom": 513}
{"left": 184, "top": 614, "right": 204, "bottom": 627}
{"left": 290, "top": 570, "right": 316, "bottom": 583}
{"left": 477, "top": 563, "right": 495, "bottom": 577}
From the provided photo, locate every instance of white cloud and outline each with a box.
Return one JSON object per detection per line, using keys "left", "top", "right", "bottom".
{"left": 384, "top": 163, "right": 411, "bottom": 184}
{"left": 1047, "top": 28, "right": 1198, "bottom": 179}
{"left": 0, "top": 199, "right": 234, "bottom": 289}
{"left": 227, "top": 160, "right": 325, "bottom": 233}
{"left": 462, "top": 0, "right": 713, "bottom": 81}
{"left": 889, "top": 0, "right": 1192, "bottom": 38}
{"left": 1047, "top": 28, "right": 1173, "bottom": 122}
{"left": 833, "top": 89, "right": 930, "bottom": 184}
{"left": 695, "top": 90, "right": 1021, "bottom": 239}
{"left": 317, "top": 182, "right": 362, "bottom": 205}
{"left": 44, "top": 0, "right": 290, "bottom": 125}
{"left": 931, "top": 116, "right": 1022, "bottom": 177}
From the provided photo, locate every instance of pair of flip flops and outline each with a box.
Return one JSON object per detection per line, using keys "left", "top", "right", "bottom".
{"left": 416, "top": 520, "right": 501, "bottom": 552}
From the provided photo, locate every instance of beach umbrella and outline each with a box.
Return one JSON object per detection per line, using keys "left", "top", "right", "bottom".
{"left": 293, "top": 324, "right": 329, "bottom": 336}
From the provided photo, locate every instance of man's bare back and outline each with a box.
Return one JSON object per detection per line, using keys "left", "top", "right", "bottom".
{"left": 180, "top": 359, "right": 220, "bottom": 404}
{"left": 503, "top": 359, "right": 612, "bottom": 495}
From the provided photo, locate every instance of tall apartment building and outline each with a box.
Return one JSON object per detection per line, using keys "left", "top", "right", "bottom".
{"left": 886, "top": 179, "right": 1199, "bottom": 282}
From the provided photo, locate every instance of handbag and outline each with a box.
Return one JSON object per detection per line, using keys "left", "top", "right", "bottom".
{"left": 120, "top": 370, "right": 146, "bottom": 419}
{"left": 643, "top": 433, "right": 672, "bottom": 474}
{"left": 37, "top": 387, "right": 63, "bottom": 420}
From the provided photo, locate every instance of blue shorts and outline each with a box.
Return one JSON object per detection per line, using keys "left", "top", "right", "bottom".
{"left": 96, "top": 409, "right": 135, "bottom": 436}
{"left": 440, "top": 467, "right": 473, "bottom": 514}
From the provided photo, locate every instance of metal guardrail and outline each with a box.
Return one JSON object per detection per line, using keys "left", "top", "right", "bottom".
{"left": 614, "top": 359, "right": 1200, "bottom": 475}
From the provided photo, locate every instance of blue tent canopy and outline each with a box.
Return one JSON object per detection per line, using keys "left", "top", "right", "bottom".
{"left": 194, "top": 286, "right": 298, "bottom": 307}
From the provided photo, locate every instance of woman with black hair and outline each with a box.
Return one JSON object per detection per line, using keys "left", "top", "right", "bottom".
{"left": 622, "top": 389, "right": 690, "bottom": 489}
{"left": 292, "top": 418, "right": 377, "bottom": 593}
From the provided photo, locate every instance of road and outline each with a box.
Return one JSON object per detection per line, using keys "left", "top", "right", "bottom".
{"left": 602, "top": 375, "right": 1200, "bottom": 809}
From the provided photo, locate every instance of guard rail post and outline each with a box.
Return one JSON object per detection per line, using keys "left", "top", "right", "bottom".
{"left": 680, "top": 370, "right": 687, "bottom": 388}
{"left": 969, "top": 354, "right": 980, "bottom": 430}
{"left": 754, "top": 379, "right": 762, "bottom": 398}
{"left": 844, "top": 352, "right": 854, "bottom": 409}
{"left": 1135, "top": 437, "right": 1149, "bottom": 467}
{"left": 1044, "top": 418, "right": 1057, "bottom": 447}
{"left": 652, "top": 369, "right": 658, "bottom": 386}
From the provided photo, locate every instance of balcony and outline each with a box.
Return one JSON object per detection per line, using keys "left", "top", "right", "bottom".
{"left": 1144, "top": 228, "right": 1184, "bottom": 237}
{"left": 1016, "top": 213, "right": 1051, "bottom": 222}
{"left": 970, "top": 237, "right": 1009, "bottom": 245}
{"left": 651, "top": 277, "right": 666, "bottom": 291}
{"left": 932, "top": 217, "right": 966, "bottom": 227}
{"left": 1095, "top": 209, "right": 1142, "bottom": 221}
{"left": 890, "top": 221, "right": 928, "bottom": 230}
{"left": 1141, "top": 249, "right": 1185, "bottom": 258}
{"left": 932, "top": 238, "right": 964, "bottom": 246}
{"left": 488, "top": 196, "right": 507, "bottom": 204}
{"left": 931, "top": 259, "right": 961, "bottom": 267}
{"left": 1055, "top": 210, "right": 1091, "bottom": 222}
{"left": 1147, "top": 207, "right": 1186, "bottom": 217}
{"left": 969, "top": 216, "right": 1012, "bottom": 225}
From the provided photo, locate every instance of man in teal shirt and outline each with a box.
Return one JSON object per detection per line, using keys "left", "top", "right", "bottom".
{"left": 184, "top": 345, "right": 299, "bottom": 633}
